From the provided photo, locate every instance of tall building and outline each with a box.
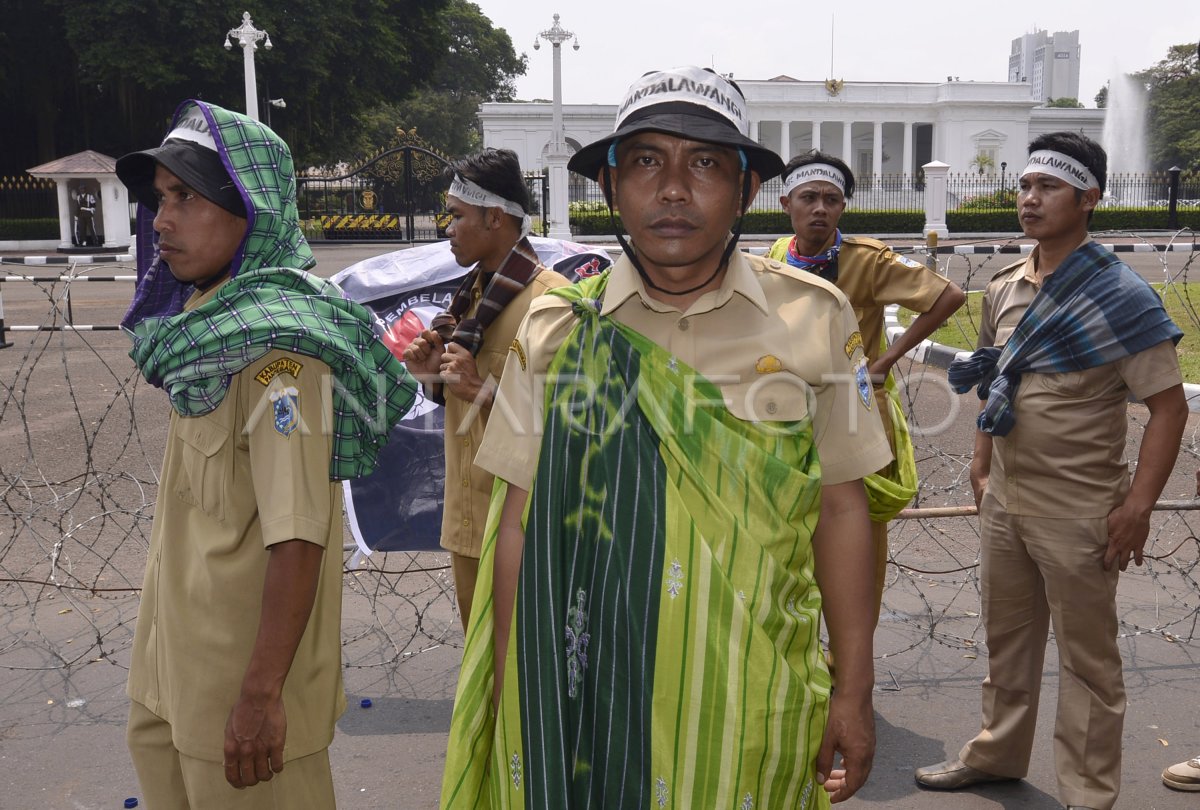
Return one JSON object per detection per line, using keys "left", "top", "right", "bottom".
{"left": 1008, "top": 29, "right": 1081, "bottom": 105}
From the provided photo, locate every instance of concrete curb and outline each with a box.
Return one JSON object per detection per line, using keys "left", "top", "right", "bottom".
{"left": 883, "top": 305, "right": 1200, "bottom": 413}
{"left": 0, "top": 253, "right": 134, "bottom": 265}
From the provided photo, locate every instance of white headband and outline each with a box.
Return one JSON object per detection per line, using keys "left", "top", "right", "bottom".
{"left": 163, "top": 107, "right": 217, "bottom": 151}
{"left": 448, "top": 175, "right": 532, "bottom": 235}
{"left": 615, "top": 65, "right": 749, "bottom": 135}
{"left": 783, "top": 163, "right": 846, "bottom": 196}
{"left": 1020, "top": 150, "right": 1100, "bottom": 191}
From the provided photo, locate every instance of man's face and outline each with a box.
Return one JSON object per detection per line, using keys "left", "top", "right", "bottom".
{"left": 151, "top": 165, "right": 245, "bottom": 285}
{"left": 610, "top": 132, "right": 754, "bottom": 283}
{"left": 780, "top": 180, "right": 845, "bottom": 253}
{"left": 1017, "top": 171, "right": 1098, "bottom": 241}
{"left": 445, "top": 196, "right": 494, "bottom": 268}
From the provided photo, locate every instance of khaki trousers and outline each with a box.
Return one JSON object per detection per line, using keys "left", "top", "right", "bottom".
{"left": 960, "top": 493, "right": 1124, "bottom": 810}
{"left": 450, "top": 551, "right": 480, "bottom": 632}
{"left": 127, "top": 701, "right": 336, "bottom": 810}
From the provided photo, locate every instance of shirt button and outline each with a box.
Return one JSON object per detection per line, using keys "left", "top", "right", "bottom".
{"left": 678, "top": 318, "right": 690, "bottom": 332}
{"left": 462, "top": 518, "right": 471, "bottom": 527}
{"left": 766, "top": 401, "right": 778, "bottom": 415}
{"left": 462, "top": 478, "right": 469, "bottom": 487}
{"left": 462, "top": 437, "right": 471, "bottom": 446}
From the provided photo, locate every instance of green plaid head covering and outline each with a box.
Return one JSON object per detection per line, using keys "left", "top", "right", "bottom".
{"left": 124, "top": 100, "right": 417, "bottom": 480}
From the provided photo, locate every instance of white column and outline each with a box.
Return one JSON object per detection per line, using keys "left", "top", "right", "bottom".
{"left": 872, "top": 121, "right": 883, "bottom": 176}
{"left": 546, "top": 155, "right": 571, "bottom": 240}
{"left": 99, "top": 178, "right": 132, "bottom": 249}
{"left": 922, "top": 160, "right": 950, "bottom": 238}
{"left": 779, "top": 120, "right": 791, "bottom": 161}
{"left": 242, "top": 44, "right": 259, "bottom": 121}
{"left": 841, "top": 122, "right": 852, "bottom": 164}
{"left": 903, "top": 123, "right": 914, "bottom": 177}
{"left": 812, "top": 121, "right": 822, "bottom": 152}
{"left": 54, "top": 181, "right": 71, "bottom": 249}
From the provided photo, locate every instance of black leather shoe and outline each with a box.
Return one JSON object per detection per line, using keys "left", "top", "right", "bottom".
{"left": 915, "top": 759, "right": 1015, "bottom": 790}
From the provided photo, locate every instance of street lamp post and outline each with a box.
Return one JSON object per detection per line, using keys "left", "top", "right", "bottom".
{"left": 224, "top": 12, "right": 272, "bottom": 121}
{"left": 533, "top": 14, "right": 579, "bottom": 240}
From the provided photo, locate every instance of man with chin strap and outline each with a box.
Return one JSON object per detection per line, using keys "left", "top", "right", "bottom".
{"left": 768, "top": 150, "right": 965, "bottom": 634}
{"left": 402, "top": 149, "right": 566, "bottom": 630}
{"left": 915, "top": 131, "right": 1186, "bottom": 810}
{"left": 441, "top": 66, "right": 891, "bottom": 809}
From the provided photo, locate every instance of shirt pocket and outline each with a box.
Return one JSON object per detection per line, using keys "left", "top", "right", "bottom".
{"left": 1038, "top": 369, "right": 1090, "bottom": 398}
{"left": 172, "top": 418, "right": 230, "bottom": 523}
{"left": 720, "top": 372, "right": 813, "bottom": 424}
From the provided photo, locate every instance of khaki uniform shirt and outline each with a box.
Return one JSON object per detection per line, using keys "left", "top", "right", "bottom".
{"left": 127, "top": 284, "right": 346, "bottom": 762}
{"left": 440, "top": 268, "right": 568, "bottom": 556}
{"left": 835, "top": 236, "right": 951, "bottom": 366}
{"left": 475, "top": 251, "right": 893, "bottom": 491}
{"left": 978, "top": 245, "right": 1182, "bottom": 517}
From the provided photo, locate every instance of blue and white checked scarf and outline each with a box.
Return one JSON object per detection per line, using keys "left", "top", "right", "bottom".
{"left": 948, "top": 241, "right": 1182, "bottom": 436}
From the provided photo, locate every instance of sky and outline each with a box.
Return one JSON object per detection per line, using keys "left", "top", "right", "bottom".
{"left": 472, "top": 0, "right": 1200, "bottom": 108}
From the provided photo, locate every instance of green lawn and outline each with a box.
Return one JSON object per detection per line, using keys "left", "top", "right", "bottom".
{"left": 898, "top": 283, "right": 1200, "bottom": 380}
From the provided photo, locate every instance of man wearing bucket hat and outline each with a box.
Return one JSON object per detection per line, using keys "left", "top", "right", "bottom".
{"left": 116, "top": 100, "right": 416, "bottom": 807}
{"left": 916, "top": 131, "right": 1186, "bottom": 810}
{"left": 441, "top": 66, "right": 890, "bottom": 808}
{"left": 402, "top": 148, "right": 567, "bottom": 629}
{"left": 768, "top": 150, "right": 965, "bottom": 634}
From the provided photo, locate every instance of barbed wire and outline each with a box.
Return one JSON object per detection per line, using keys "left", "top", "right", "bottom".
{"left": 1, "top": 230, "right": 1198, "bottom": 682}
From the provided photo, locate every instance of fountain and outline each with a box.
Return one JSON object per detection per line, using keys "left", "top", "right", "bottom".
{"left": 1101, "top": 73, "right": 1150, "bottom": 203}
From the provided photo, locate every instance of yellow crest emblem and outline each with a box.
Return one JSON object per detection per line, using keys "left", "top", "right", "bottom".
{"left": 755, "top": 355, "right": 783, "bottom": 374}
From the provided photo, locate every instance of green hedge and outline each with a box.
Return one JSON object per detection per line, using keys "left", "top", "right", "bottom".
{"left": 572, "top": 207, "right": 1200, "bottom": 236}
{"left": 0, "top": 217, "right": 59, "bottom": 239}
{"left": 572, "top": 209, "right": 927, "bottom": 235}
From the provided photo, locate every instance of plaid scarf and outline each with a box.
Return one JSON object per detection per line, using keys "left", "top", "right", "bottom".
{"left": 948, "top": 241, "right": 1182, "bottom": 436}
{"left": 429, "top": 237, "right": 544, "bottom": 355}
{"left": 785, "top": 229, "right": 842, "bottom": 281}
{"left": 123, "top": 100, "right": 316, "bottom": 330}
{"left": 128, "top": 267, "right": 418, "bottom": 480}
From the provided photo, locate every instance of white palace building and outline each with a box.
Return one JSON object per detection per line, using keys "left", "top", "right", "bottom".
{"left": 480, "top": 75, "right": 1103, "bottom": 189}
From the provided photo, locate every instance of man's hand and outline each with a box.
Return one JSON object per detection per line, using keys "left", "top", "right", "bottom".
{"left": 1105, "top": 499, "right": 1152, "bottom": 571}
{"left": 441, "top": 342, "right": 490, "bottom": 405}
{"left": 969, "top": 459, "right": 988, "bottom": 510}
{"left": 816, "top": 690, "right": 875, "bottom": 802}
{"left": 401, "top": 329, "right": 445, "bottom": 386}
{"left": 223, "top": 693, "right": 287, "bottom": 788}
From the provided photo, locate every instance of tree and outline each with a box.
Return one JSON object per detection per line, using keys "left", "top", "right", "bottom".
{"left": 0, "top": 0, "right": 456, "bottom": 174}
{"left": 351, "top": 0, "right": 526, "bottom": 160}
{"left": 1045, "top": 97, "right": 1084, "bottom": 108}
{"left": 1137, "top": 43, "right": 1200, "bottom": 171}
{"left": 1095, "top": 85, "right": 1108, "bottom": 108}
{"left": 969, "top": 152, "right": 996, "bottom": 175}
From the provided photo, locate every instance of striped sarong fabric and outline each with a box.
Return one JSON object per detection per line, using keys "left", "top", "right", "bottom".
{"left": 442, "top": 274, "right": 833, "bottom": 809}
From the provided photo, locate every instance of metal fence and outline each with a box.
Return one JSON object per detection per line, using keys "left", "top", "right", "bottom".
{"left": 0, "top": 175, "right": 57, "bottom": 219}
{"left": 566, "top": 170, "right": 1200, "bottom": 222}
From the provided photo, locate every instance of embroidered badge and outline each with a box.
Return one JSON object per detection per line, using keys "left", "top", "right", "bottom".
{"left": 755, "top": 354, "right": 782, "bottom": 374}
{"left": 255, "top": 357, "right": 303, "bottom": 386}
{"left": 509, "top": 338, "right": 528, "bottom": 370}
{"left": 855, "top": 357, "right": 872, "bottom": 410}
{"left": 843, "top": 331, "right": 864, "bottom": 360}
{"left": 898, "top": 255, "right": 926, "bottom": 269}
{"left": 270, "top": 386, "right": 300, "bottom": 436}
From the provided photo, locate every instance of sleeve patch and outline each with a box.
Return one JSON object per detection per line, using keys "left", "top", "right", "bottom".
{"left": 844, "top": 331, "right": 864, "bottom": 360}
{"left": 270, "top": 386, "right": 300, "bottom": 436}
{"left": 855, "top": 358, "right": 873, "bottom": 410}
{"left": 898, "top": 256, "right": 925, "bottom": 269}
{"left": 509, "top": 338, "right": 528, "bottom": 371}
{"left": 255, "top": 357, "right": 303, "bottom": 386}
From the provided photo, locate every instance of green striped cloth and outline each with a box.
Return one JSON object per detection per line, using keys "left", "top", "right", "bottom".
{"left": 130, "top": 266, "right": 417, "bottom": 481}
{"left": 442, "top": 274, "right": 832, "bottom": 809}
